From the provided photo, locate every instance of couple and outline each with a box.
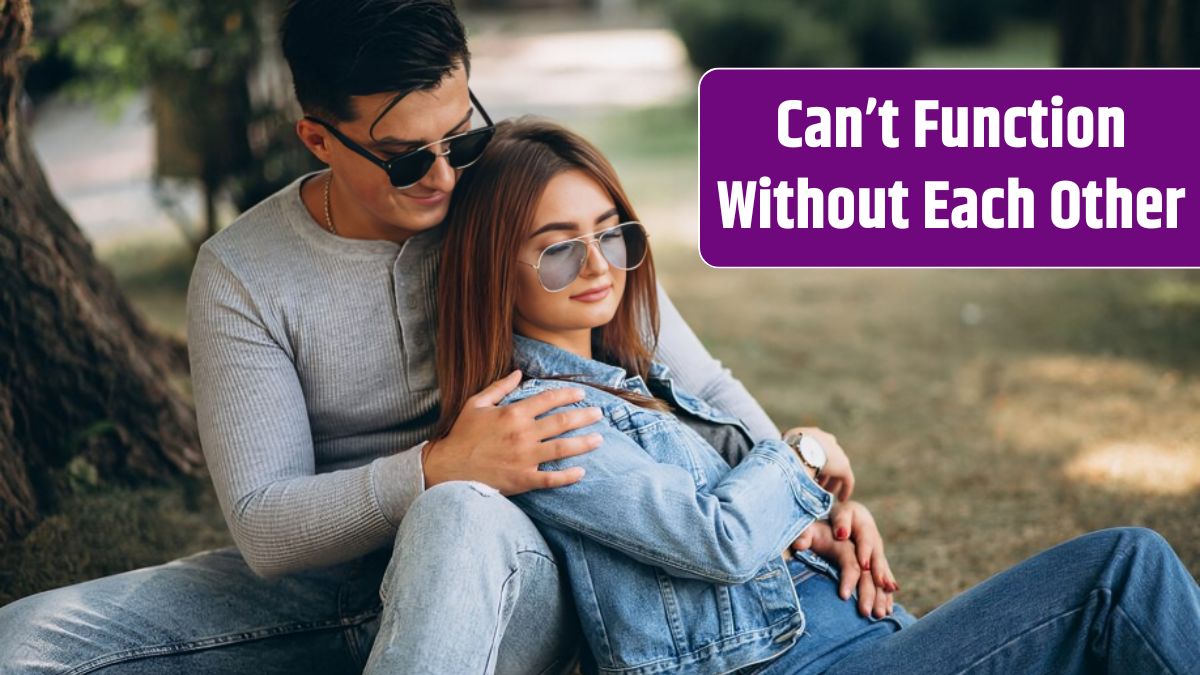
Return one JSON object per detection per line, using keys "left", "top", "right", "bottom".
{"left": 1, "top": 0, "right": 1197, "bottom": 673}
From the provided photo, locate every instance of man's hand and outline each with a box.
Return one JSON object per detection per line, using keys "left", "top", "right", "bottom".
{"left": 781, "top": 426, "right": 854, "bottom": 501}
{"left": 791, "top": 505, "right": 899, "bottom": 619}
{"left": 423, "top": 371, "right": 603, "bottom": 495}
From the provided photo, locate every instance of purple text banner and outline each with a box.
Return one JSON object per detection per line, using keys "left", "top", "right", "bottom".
{"left": 698, "top": 69, "right": 1200, "bottom": 267}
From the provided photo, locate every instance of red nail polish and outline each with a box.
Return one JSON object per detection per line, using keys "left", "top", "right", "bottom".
{"left": 836, "top": 527, "right": 848, "bottom": 539}
{"left": 862, "top": 560, "right": 871, "bottom": 571}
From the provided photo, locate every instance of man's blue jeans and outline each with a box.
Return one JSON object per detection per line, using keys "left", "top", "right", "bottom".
{"left": 0, "top": 482, "right": 581, "bottom": 674}
{"left": 746, "top": 526, "right": 1199, "bottom": 674}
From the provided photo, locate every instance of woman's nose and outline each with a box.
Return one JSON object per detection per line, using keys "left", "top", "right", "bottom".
{"left": 580, "top": 240, "right": 610, "bottom": 277}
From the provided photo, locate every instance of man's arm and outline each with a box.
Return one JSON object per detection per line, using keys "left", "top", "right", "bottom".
{"left": 188, "top": 246, "right": 423, "bottom": 579}
{"left": 653, "top": 283, "right": 779, "bottom": 444}
{"left": 189, "top": 247, "right": 602, "bottom": 578}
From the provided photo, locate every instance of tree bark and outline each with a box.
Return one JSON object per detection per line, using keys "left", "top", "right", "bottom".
{"left": 0, "top": 0, "right": 204, "bottom": 543}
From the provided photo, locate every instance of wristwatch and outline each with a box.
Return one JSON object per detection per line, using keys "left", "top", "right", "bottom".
{"left": 783, "top": 431, "right": 826, "bottom": 477}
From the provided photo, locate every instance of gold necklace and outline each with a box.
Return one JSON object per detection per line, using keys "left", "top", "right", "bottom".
{"left": 322, "top": 172, "right": 338, "bottom": 235}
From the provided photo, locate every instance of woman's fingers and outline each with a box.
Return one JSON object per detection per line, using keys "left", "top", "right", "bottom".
{"left": 831, "top": 505, "right": 854, "bottom": 541}
{"left": 872, "top": 546, "right": 897, "bottom": 592}
{"left": 873, "top": 585, "right": 891, "bottom": 618}
{"left": 857, "top": 572, "right": 876, "bottom": 618}
{"left": 836, "top": 545, "right": 861, "bottom": 601}
{"left": 791, "top": 527, "right": 815, "bottom": 552}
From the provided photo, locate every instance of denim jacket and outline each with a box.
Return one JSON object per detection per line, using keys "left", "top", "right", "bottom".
{"left": 503, "top": 335, "right": 837, "bottom": 675}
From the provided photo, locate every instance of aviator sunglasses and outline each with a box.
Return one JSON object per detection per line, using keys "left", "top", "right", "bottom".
{"left": 305, "top": 89, "right": 496, "bottom": 190}
{"left": 521, "top": 221, "right": 650, "bottom": 293}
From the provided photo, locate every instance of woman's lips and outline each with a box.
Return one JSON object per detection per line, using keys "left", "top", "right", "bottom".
{"left": 570, "top": 284, "right": 612, "bottom": 302}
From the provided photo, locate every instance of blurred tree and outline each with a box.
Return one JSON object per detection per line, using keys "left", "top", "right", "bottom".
{"left": 927, "top": 0, "right": 1003, "bottom": 45}
{"left": 42, "top": 0, "right": 319, "bottom": 252}
{"left": 0, "top": 0, "right": 204, "bottom": 543}
{"left": 667, "top": 0, "right": 922, "bottom": 69}
{"left": 1060, "top": 0, "right": 1200, "bottom": 66}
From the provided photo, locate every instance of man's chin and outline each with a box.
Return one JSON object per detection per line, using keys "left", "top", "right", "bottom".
{"left": 393, "top": 204, "right": 450, "bottom": 233}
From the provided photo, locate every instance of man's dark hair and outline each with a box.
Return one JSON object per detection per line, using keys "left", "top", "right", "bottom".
{"left": 282, "top": 0, "right": 470, "bottom": 134}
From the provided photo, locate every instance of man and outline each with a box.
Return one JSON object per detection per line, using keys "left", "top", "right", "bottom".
{"left": 0, "top": 1, "right": 881, "bottom": 672}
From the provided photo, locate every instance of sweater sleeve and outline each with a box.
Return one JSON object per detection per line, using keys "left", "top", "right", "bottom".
{"left": 186, "top": 245, "right": 424, "bottom": 578}
{"left": 654, "top": 282, "right": 779, "bottom": 442}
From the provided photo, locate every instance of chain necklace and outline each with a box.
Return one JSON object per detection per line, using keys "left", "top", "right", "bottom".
{"left": 322, "top": 171, "right": 338, "bottom": 235}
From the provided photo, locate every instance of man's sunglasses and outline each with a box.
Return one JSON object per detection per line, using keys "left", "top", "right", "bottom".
{"left": 520, "top": 221, "right": 650, "bottom": 293}
{"left": 305, "top": 90, "right": 496, "bottom": 190}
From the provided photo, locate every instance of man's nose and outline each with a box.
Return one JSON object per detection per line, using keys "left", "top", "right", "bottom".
{"left": 417, "top": 151, "right": 456, "bottom": 192}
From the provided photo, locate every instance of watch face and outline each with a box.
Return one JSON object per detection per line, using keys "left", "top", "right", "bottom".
{"left": 799, "top": 435, "right": 827, "bottom": 469}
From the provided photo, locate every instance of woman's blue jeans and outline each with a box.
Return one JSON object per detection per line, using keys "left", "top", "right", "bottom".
{"left": 1, "top": 481, "right": 1197, "bottom": 675}
{"left": 747, "top": 526, "right": 1199, "bottom": 675}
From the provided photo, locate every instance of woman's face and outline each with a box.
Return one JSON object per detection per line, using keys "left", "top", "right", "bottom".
{"left": 514, "top": 170, "right": 626, "bottom": 354}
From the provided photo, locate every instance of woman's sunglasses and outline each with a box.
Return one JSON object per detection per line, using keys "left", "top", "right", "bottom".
{"left": 521, "top": 221, "right": 649, "bottom": 293}
{"left": 305, "top": 90, "right": 496, "bottom": 190}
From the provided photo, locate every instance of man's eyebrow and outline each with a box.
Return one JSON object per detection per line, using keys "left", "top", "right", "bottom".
{"left": 530, "top": 208, "right": 620, "bottom": 238}
{"left": 370, "top": 109, "right": 473, "bottom": 150}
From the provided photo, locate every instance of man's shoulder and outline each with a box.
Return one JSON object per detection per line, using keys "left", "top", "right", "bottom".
{"left": 200, "top": 176, "right": 311, "bottom": 270}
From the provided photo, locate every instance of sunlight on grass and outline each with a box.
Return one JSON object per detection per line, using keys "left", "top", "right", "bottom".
{"left": 1065, "top": 442, "right": 1200, "bottom": 496}
{"left": 985, "top": 355, "right": 1200, "bottom": 484}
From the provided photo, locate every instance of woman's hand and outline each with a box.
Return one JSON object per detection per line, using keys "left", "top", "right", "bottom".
{"left": 791, "top": 518, "right": 895, "bottom": 618}
{"left": 782, "top": 426, "right": 854, "bottom": 501}
{"left": 801, "top": 500, "right": 900, "bottom": 593}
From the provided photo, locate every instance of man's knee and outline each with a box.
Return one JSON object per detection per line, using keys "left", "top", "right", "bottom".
{"left": 0, "top": 588, "right": 88, "bottom": 671}
{"left": 399, "top": 481, "right": 542, "bottom": 551}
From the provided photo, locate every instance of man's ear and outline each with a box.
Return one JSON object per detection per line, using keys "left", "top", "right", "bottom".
{"left": 295, "top": 118, "right": 334, "bottom": 164}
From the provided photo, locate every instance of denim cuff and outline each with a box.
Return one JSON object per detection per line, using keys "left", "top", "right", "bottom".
{"left": 369, "top": 442, "right": 427, "bottom": 527}
{"left": 760, "top": 439, "right": 834, "bottom": 519}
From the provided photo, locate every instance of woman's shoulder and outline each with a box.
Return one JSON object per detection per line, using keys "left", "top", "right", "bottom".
{"left": 499, "top": 376, "right": 633, "bottom": 413}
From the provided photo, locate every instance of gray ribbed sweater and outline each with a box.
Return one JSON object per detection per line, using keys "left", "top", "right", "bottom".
{"left": 186, "top": 172, "right": 777, "bottom": 578}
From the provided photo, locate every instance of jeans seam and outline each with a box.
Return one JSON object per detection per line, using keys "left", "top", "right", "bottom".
{"left": 483, "top": 566, "right": 521, "bottom": 675}
{"left": 957, "top": 588, "right": 1106, "bottom": 675}
{"left": 60, "top": 612, "right": 380, "bottom": 675}
{"left": 1113, "top": 602, "right": 1176, "bottom": 675}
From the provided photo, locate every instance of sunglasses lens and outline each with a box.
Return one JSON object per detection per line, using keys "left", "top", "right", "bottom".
{"left": 387, "top": 152, "right": 437, "bottom": 188}
{"left": 537, "top": 240, "right": 588, "bottom": 292}
{"left": 447, "top": 127, "right": 495, "bottom": 169}
{"left": 599, "top": 222, "right": 647, "bottom": 270}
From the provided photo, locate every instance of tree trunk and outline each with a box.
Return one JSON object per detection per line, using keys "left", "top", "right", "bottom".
{"left": 1059, "top": 0, "right": 1200, "bottom": 66}
{"left": 0, "top": 0, "right": 204, "bottom": 543}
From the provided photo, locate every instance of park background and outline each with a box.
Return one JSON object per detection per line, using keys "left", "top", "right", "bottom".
{"left": 2, "top": 0, "right": 1198, "bottom": 620}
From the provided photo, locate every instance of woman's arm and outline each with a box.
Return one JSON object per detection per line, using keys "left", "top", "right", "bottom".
{"left": 508, "top": 392, "right": 833, "bottom": 585}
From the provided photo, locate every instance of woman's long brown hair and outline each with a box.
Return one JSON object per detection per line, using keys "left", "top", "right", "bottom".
{"left": 434, "top": 118, "right": 662, "bottom": 438}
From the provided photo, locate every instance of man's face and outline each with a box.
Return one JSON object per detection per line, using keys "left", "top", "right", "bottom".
{"left": 300, "top": 63, "right": 474, "bottom": 237}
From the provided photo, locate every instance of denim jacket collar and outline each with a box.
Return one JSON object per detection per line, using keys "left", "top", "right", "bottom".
{"left": 513, "top": 333, "right": 643, "bottom": 388}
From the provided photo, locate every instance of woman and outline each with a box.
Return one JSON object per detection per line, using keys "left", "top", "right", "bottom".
{"left": 435, "top": 118, "right": 1200, "bottom": 675}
